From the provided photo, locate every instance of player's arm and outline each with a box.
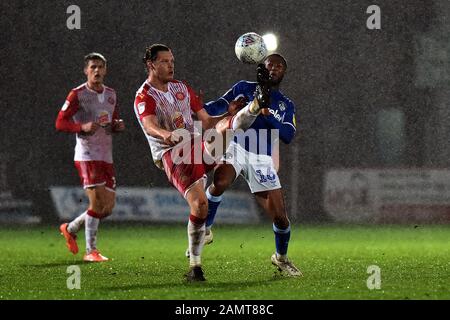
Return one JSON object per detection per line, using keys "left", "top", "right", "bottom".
{"left": 185, "top": 85, "right": 226, "bottom": 129}
{"left": 204, "top": 81, "right": 249, "bottom": 117}
{"left": 135, "top": 94, "right": 176, "bottom": 146}
{"left": 141, "top": 115, "right": 176, "bottom": 146}
{"left": 263, "top": 101, "right": 297, "bottom": 144}
{"left": 195, "top": 108, "right": 229, "bottom": 130}
{"left": 196, "top": 82, "right": 250, "bottom": 129}
{"left": 55, "top": 90, "right": 99, "bottom": 135}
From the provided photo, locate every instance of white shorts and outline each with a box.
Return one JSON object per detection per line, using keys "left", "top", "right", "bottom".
{"left": 221, "top": 141, "right": 282, "bottom": 193}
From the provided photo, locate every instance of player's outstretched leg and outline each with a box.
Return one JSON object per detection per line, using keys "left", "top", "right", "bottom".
{"left": 203, "top": 66, "right": 272, "bottom": 165}
{"left": 226, "top": 80, "right": 271, "bottom": 135}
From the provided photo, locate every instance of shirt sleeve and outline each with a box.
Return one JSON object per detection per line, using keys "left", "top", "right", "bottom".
{"left": 186, "top": 85, "right": 203, "bottom": 113}
{"left": 55, "top": 90, "right": 82, "bottom": 133}
{"left": 110, "top": 97, "right": 122, "bottom": 132}
{"left": 135, "top": 92, "right": 156, "bottom": 121}
{"left": 204, "top": 81, "right": 247, "bottom": 116}
{"left": 112, "top": 97, "right": 119, "bottom": 121}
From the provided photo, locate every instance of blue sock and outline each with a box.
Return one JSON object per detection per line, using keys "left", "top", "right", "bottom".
{"left": 206, "top": 188, "right": 222, "bottom": 228}
{"left": 273, "top": 223, "right": 291, "bottom": 256}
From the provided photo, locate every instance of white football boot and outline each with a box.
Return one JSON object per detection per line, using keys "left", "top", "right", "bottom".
{"left": 271, "top": 253, "right": 303, "bottom": 277}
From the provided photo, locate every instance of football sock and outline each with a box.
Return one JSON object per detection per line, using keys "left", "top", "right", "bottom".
{"left": 273, "top": 223, "right": 291, "bottom": 261}
{"left": 85, "top": 210, "right": 100, "bottom": 253}
{"left": 231, "top": 100, "right": 259, "bottom": 131}
{"left": 206, "top": 187, "right": 223, "bottom": 230}
{"left": 188, "top": 215, "right": 206, "bottom": 267}
{"left": 67, "top": 211, "right": 86, "bottom": 234}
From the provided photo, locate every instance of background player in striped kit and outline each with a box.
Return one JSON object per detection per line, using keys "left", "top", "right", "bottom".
{"left": 134, "top": 44, "right": 271, "bottom": 281}
{"left": 56, "top": 53, "right": 125, "bottom": 262}
{"left": 196, "top": 54, "right": 302, "bottom": 277}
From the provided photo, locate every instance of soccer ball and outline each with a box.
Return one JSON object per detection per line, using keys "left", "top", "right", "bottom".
{"left": 234, "top": 32, "right": 268, "bottom": 64}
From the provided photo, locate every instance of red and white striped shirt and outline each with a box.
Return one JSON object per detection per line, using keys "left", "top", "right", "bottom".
{"left": 134, "top": 80, "right": 203, "bottom": 166}
{"left": 56, "top": 83, "right": 118, "bottom": 163}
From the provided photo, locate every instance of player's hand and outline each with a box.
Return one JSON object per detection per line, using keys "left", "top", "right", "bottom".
{"left": 261, "top": 108, "right": 271, "bottom": 116}
{"left": 161, "top": 130, "right": 181, "bottom": 146}
{"left": 256, "top": 63, "right": 270, "bottom": 85}
{"left": 113, "top": 119, "right": 125, "bottom": 132}
{"left": 170, "top": 130, "right": 185, "bottom": 145}
{"left": 228, "top": 97, "right": 247, "bottom": 116}
{"left": 81, "top": 122, "right": 100, "bottom": 135}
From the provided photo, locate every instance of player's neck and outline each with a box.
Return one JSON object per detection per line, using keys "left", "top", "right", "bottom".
{"left": 148, "top": 76, "right": 169, "bottom": 92}
{"left": 86, "top": 81, "right": 104, "bottom": 93}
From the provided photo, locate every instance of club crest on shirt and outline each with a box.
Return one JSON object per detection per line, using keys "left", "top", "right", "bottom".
{"left": 97, "top": 110, "right": 110, "bottom": 127}
{"left": 172, "top": 112, "right": 185, "bottom": 129}
{"left": 108, "top": 97, "right": 115, "bottom": 105}
{"left": 175, "top": 92, "right": 185, "bottom": 101}
{"left": 278, "top": 101, "right": 286, "bottom": 111}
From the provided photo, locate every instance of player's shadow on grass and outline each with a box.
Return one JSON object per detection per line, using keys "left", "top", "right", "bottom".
{"left": 20, "top": 261, "right": 81, "bottom": 268}
{"left": 103, "top": 276, "right": 289, "bottom": 292}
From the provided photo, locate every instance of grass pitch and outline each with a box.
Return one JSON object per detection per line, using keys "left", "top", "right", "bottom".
{"left": 0, "top": 224, "right": 448, "bottom": 300}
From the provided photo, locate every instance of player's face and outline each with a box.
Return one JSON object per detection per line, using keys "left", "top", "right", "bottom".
{"left": 151, "top": 50, "right": 175, "bottom": 83}
{"left": 264, "top": 56, "right": 286, "bottom": 85}
{"left": 84, "top": 59, "right": 107, "bottom": 86}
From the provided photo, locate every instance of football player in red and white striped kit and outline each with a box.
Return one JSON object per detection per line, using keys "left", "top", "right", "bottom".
{"left": 56, "top": 53, "right": 125, "bottom": 262}
{"left": 134, "top": 44, "right": 271, "bottom": 281}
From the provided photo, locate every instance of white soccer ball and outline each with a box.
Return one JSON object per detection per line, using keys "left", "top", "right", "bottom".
{"left": 234, "top": 32, "right": 268, "bottom": 64}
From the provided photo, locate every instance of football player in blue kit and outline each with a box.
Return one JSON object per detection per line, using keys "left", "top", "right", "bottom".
{"left": 187, "top": 54, "right": 302, "bottom": 277}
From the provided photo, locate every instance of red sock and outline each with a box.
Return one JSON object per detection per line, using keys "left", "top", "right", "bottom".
{"left": 87, "top": 209, "right": 101, "bottom": 219}
{"left": 189, "top": 214, "right": 206, "bottom": 226}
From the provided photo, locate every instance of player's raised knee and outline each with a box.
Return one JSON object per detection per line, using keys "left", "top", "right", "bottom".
{"left": 215, "top": 116, "right": 232, "bottom": 134}
{"left": 212, "top": 179, "right": 231, "bottom": 194}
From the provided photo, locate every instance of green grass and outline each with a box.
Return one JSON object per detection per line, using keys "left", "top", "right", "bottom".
{"left": 0, "top": 224, "right": 449, "bottom": 300}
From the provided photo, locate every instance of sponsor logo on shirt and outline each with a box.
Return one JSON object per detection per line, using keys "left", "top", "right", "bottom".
{"left": 97, "top": 110, "right": 110, "bottom": 127}
{"left": 172, "top": 112, "right": 185, "bottom": 129}
{"left": 269, "top": 109, "right": 286, "bottom": 123}
{"left": 176, "top": 92, "right": 185, "bottom": 101}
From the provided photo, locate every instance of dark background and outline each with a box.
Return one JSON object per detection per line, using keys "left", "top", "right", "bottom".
{"left": 1, "top": 0, "right": 445, "bottom": 223}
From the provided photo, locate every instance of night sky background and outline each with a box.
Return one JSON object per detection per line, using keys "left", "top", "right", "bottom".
{"left": 1, "top": 0, "right": 444, "bottom": 222}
